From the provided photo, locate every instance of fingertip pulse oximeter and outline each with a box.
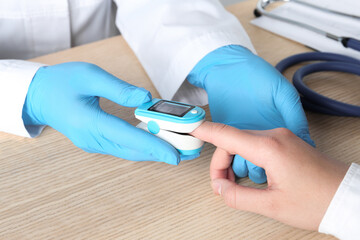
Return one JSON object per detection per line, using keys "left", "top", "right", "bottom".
{"left": 135, "top": 98, "right": 205, "bottom": 156}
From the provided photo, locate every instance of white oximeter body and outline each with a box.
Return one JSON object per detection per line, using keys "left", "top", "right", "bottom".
{"left": 134, "top": 98, "right": 205, "bottom": 156}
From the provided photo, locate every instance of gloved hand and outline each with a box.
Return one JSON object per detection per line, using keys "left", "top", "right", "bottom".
{"left": 22, "top": 62, "right": 180, "bottom": 165}
{"left": 187, "top": 45, "right": 315, "bottom": 183}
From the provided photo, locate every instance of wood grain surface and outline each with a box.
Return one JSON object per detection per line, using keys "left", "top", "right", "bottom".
{"left": 0, "top": 0, "right": 359, "bottom": 239}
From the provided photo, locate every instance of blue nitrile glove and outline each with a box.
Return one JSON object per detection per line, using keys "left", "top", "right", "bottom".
{"left": 187, "top": 45, "right": 315, "bottom": 183}
{"left": 22, "top": 62, "right": 181, "bottom": 165}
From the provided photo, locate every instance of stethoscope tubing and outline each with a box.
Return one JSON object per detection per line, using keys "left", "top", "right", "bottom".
{"left": 276, "top": 52, "right": 360, "bottom": 117}
{"left": 346, "top": 38, "right": 360, "bottom": 52}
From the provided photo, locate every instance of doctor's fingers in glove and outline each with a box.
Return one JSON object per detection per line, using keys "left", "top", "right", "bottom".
{"left": 191, "top": 121, "right": 348, "bottom": 231}
{"left": 24, "top": 62, "right": 180, "bottom": 164}
{"left": 188, "top": 46, "right": 313, "bottom": 145}
{"left": 85, "top": 112, "right": 180, "bottom": 164}
{"left": 202, "top": 47, "right": 313, "bottom": 182}
{"left": 203, "top": 50, "right": 314, "bottom": 144}
{"left": 229, "top": 56, "right": 313, "bottom": 183}
{"left": 228, "top": 70, "right": 312, "bottom": 183}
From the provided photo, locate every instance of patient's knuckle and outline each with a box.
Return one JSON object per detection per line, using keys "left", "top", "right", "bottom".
{"left": 259, "top": 135, "right": 281, "bottom": 150}
{"left": 274, "top": 127, "right": 294, "bottom": 137}
{"left": 256, "top": 136, "right": 283, "bottom": 160}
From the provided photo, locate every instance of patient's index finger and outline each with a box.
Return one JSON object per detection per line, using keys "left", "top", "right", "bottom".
{"left": 191, "top": 121, "right": 266, "bottom": 168}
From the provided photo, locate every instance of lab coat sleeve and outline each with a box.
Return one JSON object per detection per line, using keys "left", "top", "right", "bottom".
{"left": 319, "top": 163, "right": 360, "bottom": 240}
{"left": 113, "top": 0, "right": 255, "bottom": 105}
{"left": 0, "top": 60, "right": 46, "bottom": 138}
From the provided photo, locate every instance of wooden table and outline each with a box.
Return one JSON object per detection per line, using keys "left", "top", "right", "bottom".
{"left": 1, "top": 0, "right": 359, "bottom": 239}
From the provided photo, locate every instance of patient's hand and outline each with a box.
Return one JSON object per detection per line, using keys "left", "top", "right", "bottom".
{"left": 191, "top": 121, "right": 348, "bottom": 231}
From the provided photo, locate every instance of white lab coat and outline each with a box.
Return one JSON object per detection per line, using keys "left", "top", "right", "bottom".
{"left": 0, "top": 0, "right": 254, "bottom": 137}
{"left": 0, "top": 1, "right": 358, "bottom": 239}
{"left": 319, "top": 163, "right": 360, "bottom": 240}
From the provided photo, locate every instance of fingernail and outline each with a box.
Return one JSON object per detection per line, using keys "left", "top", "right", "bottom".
{"left": 136, "top": 88, "right": 152, "bottom": 102}
{"left": 212, "top": 180, "right": 222, "bottom": 196}
{"left": 129, "top": 87, "right": 151, "bottom": 106}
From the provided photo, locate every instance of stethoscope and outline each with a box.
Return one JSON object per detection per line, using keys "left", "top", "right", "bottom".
{"left": 254, "top": 0, "right": 360, "bottom": 117}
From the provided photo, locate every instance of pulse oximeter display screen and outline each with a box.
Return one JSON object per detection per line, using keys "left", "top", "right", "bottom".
{"left": 148, "top": 100, "right": 194, "bottom": 117}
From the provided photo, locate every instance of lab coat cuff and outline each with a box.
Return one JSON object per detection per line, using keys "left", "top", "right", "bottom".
{"left": 157, "top": 29, "right": 256, "bottom": 106}
{"left": 318, "top": 163, "right": 360, "bottom": 239}
{"left": 0, "top": 60, "right": 46, "bottom": 138}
